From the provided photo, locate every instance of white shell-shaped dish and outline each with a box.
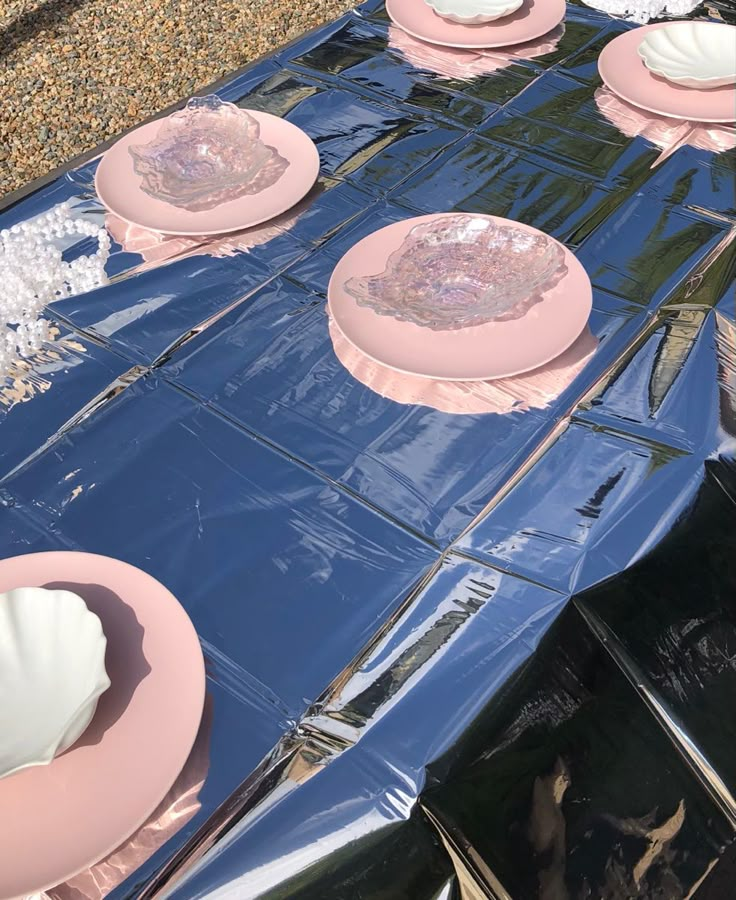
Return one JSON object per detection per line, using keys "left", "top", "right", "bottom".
{"left": 0, "top": 587, "right": 110, "bottom": 780}
{"left": 423, "top": 0, "right": 523, "bottom": 24}
{"left": 638, "top": 23, "right": 736, "bottom": 89}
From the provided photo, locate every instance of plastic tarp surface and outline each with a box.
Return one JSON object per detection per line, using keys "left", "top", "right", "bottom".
{"left": 1, "top": 2, "right": 735, "bottom": 897}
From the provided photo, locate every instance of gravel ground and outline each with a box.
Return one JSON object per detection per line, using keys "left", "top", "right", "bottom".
{"left": 0, "top": 0, "right": 354, "bottom": 198}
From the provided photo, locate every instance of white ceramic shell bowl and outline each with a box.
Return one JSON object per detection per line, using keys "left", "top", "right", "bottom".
{"left": 0, "top": 587, "right": 111, "bottom": 780}
{"left": 638, "top": 23, "right": 736, "bottom": 90}
{"left": 423, "top": 0, "right": 523, "bottom": 24}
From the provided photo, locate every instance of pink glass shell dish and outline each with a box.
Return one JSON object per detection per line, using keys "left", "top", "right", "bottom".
{"left": 328, "top": 213, "right": 593, "bottom": 382}
{"left": 96, "top": 111, "right": 318, "bottom": 236}
{"left": 128, "top": 95, "right": 289, "bottom": 211}
{"left": 344, "top": 214, "right": 567, "bottom": 331}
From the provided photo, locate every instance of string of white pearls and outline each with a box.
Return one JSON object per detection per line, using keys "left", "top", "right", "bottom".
{"left": 0, "top": 201, "right": 110, "bottom": 375}
{"left": 582, "top": 0, "right": 698, "bottom": 24}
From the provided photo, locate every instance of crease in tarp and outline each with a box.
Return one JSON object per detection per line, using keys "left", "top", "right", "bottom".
{"left": 303, "top": 558, "right": 567, "bottom": 756}
{"left": 447, "top": 310, "right": 658, "bottom": 550}
{"left": 662, "top": 227, "right": 736, "bottom": 307}
{"left": 0, "top": 328, "right": 89, "bottom": 412}
{"left": 574, "top": 600, "right": 736, "bottom": 830}
{"left": 647, "top": 310, "right": 707, "bottom": 417}
{"left": 0, "top": 364, "right": 149, "bottom": 486}
{"left": 421, "top": 805, "right": 507, "bottom": 900}
{"left": 140, "top": 742, "right": 305, "bottom": 899}
{"left": 715, "top": 312, "right": 736, "bottom": 444}
{"left": 163, "top": 376, "right": 445, "bottom": 549}
{"left": 315, "top": 576, "right": 495, "bottom": 732}
{"left": 149, "top": 278, "right": 283, "bottom": 369}
{"left": 429, "top": 876, "right": 462, "bottom": 900}
{"left": 299, "top": 556, "right": 446, "bottom": 735}
{"left": 145, "top": 558, "right": 567, "bottom": 897}
{"left": 155, "top": 744, "right": 424, "bottom": 898}
{"left": 575, "top": 311, "right": 712, "bottom": 452}
{"left": 201, "top": 639, "right": 295, "bottom": 727}
{"left": 567, "top": 454, "right": 701, "bottom": 592}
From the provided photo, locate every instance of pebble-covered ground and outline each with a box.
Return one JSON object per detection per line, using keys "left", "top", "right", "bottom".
{"left": 0, "top": 0, "right": 354, "bottom": 197}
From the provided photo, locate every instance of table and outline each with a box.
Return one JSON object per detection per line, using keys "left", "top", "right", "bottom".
{"left": 1, "top": 2, "right": 735, "bottom": 897}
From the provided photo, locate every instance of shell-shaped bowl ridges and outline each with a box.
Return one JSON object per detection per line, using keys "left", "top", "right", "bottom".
{"left": 128, "top": 95, "right": 289, "bottom": 212}
{"left": 0, "top": 587, "right": 110, "bottom": 780}
{"left": 637, "top": 23, "right": 736, "bottom": 89}
{"left": 344, "top": 214, "right": 567, "bottom": 332}
{"left": 424, "top": 0, "right": 523, "bottom": 24}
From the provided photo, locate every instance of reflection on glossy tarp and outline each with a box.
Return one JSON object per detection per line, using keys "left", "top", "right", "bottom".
{"left": 1, "top": 0, "right": 735, "bottom": 898}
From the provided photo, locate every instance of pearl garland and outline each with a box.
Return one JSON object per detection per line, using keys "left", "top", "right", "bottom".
{"left": 580, "top": 0, "right": 699, "bottom": 24}
{"left": 0, "top": 201, "right": 110, "bottom": 375}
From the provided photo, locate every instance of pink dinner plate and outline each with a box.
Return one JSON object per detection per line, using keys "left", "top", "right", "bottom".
{"left": 598, "top": 24, "right": 735, "bottom": 124}
{"left": 386, "top": 0, "right": 566, "bottom": 49}
{"left": 327, "top": 213, "right": 592, "bottom": 382}
{"left": 95, "top": 111, "right": 320, "bottom": 235}
{"left": 0, "top": 551, "right": 206, "bottom": 900}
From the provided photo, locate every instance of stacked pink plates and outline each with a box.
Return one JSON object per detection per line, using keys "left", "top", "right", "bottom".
{"left": 386, "top": 0, "right": 566, "bottom": 50}
{"left": 328, "top": 214, "right": 592, "bottom": 384}
{"left": 0, "top": 551, "right": 206, "bottom": 899}
{"left": 96, "top": 96, "right": 320, "bottom": 235}
{"left": 329, "top": 315, "right": 599, "bottom": 415}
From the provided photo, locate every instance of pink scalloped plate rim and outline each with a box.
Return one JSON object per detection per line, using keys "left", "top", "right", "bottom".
{"left": 95, "top": 110, "right": 320, "bottom": 235}
{"left": 327, "top": 214, "right": 592, "bottom": 382}
{"left": 386, "top": 0, "right": 566, "bottom": 49}
{"left": 598, "top": 24, "right": 735, "bottom": 124}
{"left": 0, "top": 551, "right": 205, "bottom": 900}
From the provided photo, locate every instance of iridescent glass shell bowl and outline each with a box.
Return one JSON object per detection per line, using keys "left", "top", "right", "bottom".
{"left": 344, "top": 215, "right": 567, "bottom": 331}
{"left": 128, "top": 95, "right": 289, "bottom": 212}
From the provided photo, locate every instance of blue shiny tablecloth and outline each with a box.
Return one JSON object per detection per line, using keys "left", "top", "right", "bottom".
{"left": 1, "top": 2, "right": 735, "bottom": 897}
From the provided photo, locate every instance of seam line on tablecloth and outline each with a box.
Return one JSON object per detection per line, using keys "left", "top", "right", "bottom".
{"left": 164, "top": 378, "right": 444, "bottom": 551}
{"left": 200, "top": 638, "right": 296, "bottom": 726}
{"left": 0, "top": 364, "right": 150, "bottom": 486}
{"left": 575, "top": 599, "right": 736, "bottom": 831}
{"left": 443, "top": 310, "right": 691, "bottom": 567}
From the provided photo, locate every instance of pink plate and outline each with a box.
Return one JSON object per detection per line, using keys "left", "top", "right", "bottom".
{"left": 386, "top": 0, "right": 566, "bottom": 49}
{"left": 598, "top": 24, "right": 735, "bottom": 124}
{"left": 0, "top": 551, "right": 205, "bottom": 900}
{"left": 328, "top": 214, "right": 592, "bottom": 382}
{"left": 95, "top": 110, "right": 320, "bottom": 235}
{"left": 330, "top": 316, "right": 599, "bottom": 415}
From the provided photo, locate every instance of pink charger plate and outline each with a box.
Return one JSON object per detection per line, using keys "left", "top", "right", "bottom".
{"left": 95, "top": 111, "right": 320, "bottom": 235}
{"left": 386, "top": 0, "right": 566, "bottom": 49}
{"left": 329, "top": 316, "right": 599, "bottom": 415}
{"left": 328, "top": 213, "right": 592, "bottom": 382}
{"left": 0, "top": 551, "right": 205, "bottom": 900}
{"left": 598, "top": 24, "right": 735, "bottom": 124}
